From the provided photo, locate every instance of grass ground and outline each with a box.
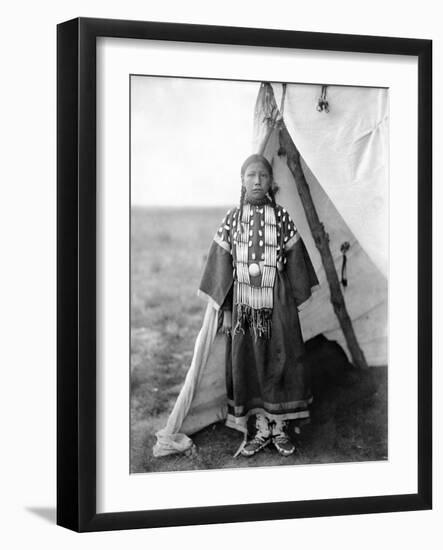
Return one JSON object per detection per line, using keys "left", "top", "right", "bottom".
{"left": 130, "top": 206, "right": 387, "bottom": 474}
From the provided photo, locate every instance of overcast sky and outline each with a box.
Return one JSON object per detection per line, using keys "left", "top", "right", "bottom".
{"left": 131, "top": 76, "right": 260, "bottom": 207}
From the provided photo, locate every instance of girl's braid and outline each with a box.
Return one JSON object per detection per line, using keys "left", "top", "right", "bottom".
{"left": 267, "top": 184, "right": 277, "bottom": 209}
{"left": 267, "top": 185, "right": 284, "bottom": 262}
{"left": 237, "top": 185, "right": 246, "bottom": 237}
{"left": 267, "top": 185, "right": 279, "bottom": 227}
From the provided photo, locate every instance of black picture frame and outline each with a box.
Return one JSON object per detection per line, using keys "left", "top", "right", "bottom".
{"left": 57, "top": 17, "right": 432, "bottom": 532}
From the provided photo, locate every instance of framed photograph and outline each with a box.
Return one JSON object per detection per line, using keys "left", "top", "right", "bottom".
{"left": 57, "top": 17, "right": 432, "bottom": 532}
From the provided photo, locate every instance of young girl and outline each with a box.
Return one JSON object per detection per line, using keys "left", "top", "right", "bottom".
{"left": 198, "top": 154, "right": 318, "bottom": 457}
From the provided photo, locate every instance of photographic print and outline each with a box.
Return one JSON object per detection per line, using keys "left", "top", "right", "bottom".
{"left": 57, "top": 18, "right": 432, "bottom": 530}
{"left": 130, "top": 75, "right": 388, "bottom": 474}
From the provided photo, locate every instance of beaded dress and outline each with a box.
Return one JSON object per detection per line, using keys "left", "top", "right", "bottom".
{"left": 199, "top": 198, "right": 318, "bottom": 433}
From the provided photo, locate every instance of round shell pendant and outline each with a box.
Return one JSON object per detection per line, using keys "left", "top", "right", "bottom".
{"left": 248, "top": 263, "right": 261, "bottom": 277}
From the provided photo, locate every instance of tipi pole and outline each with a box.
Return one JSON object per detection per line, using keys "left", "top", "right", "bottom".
{"left": 278, "top": 122, "right": 368, "bottom": 369}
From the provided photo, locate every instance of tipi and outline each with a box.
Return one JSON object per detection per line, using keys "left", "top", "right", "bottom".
{"left": 153, "top": 81, "right": 388, "bottom": 457}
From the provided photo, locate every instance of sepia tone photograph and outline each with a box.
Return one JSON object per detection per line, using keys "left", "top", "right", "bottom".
{"left": 130, "top": 75, "right": 388, "bottom": 474}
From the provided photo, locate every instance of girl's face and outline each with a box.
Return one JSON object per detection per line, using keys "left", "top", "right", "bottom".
{"left": 242, "top": 161, "right": 272, "bottom": 201}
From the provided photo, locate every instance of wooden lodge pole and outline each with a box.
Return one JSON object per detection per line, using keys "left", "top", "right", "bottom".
{"left": 278, "top": 122, "right": 368, "bottom": 369}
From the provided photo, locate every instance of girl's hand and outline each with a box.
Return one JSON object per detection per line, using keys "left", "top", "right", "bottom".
{"left": 222, "top": 310, "right": 232, "bottom": 335}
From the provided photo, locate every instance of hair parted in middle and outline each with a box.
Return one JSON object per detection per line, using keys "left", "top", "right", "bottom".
{"left": 240, "top": 154, "right": 274, "bottom": 179}
{"left": 237, "top": 154, "right": 278, "bottom": 237}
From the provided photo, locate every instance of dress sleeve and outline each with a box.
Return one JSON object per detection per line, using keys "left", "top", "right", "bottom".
{"left": 281, "top": 209, "right": 319, "bottom": 309}
{"left": 198, "top": 209, "right": 235, "bottom": 311}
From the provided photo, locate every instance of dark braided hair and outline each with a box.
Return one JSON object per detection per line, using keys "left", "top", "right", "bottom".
{"left": 237, "top": 154, "right": 275, "bottom": 240}
{"left": 237, "top": 185, "right": 247, "bottom": 237}
{"left": 240, "top": 154, "right": 273, "bottom": 179}
{"left": 267, "top": 185, "right": 279, "bottom": 217}
{"left": 267, "top": 184, "right": 277, "bottom": 208}
{"left": 267, "top": 185, "right": 284, "bottom": 262}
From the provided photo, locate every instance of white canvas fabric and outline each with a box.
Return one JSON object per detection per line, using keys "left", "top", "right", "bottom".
{"left": 268, "top": 83, "right": 389, "bottom": 278}
{"left": 255, "top": 83, "right": 388, "bottom": 365}
{"left": 261, "top": 130, "right": 387, "bottom": 365}
{"left": 152, "top": 304, "right": 226, "bottom": 457}
{"left": 152, "top": 82, "right": 388, "bottom": 456}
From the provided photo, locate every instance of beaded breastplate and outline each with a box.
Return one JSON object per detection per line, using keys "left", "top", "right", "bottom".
{"left": 233, "top": 202, "right": 278, "bottom": 338}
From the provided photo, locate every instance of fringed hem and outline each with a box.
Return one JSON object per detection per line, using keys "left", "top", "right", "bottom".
{"left": 234, "top": 304, "right": 273, "bottom": 339}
